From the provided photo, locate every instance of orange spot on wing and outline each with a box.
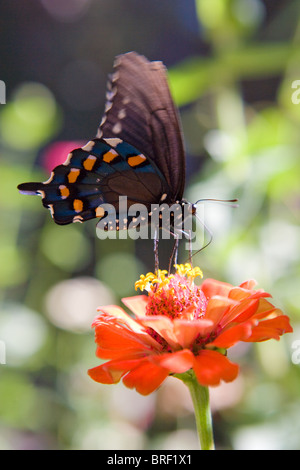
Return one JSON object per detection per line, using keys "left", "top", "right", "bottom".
{"left": 59, "top": 185, "right": 70, "bottom": 199}
{"left": 68, "top": 168, "right": 80, "bottom": 183}
{"left": 73, "top": 199, "right": 83, "bottom": 213}
{"left": 103, "top": 150, "right": 118, "bottom": 163}
{"left": 96, "top": 206, "right": 105, "bottom": 218}
{"left": 127, "top": 154, "right": 147, "bottom": 167}
{"left": 83, "top": 155, "right": 97, "bottom": 171}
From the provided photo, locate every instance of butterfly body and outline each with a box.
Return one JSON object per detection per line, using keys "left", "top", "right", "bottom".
{"left": 18, "top": 52, "right": 188, "bottom": 233}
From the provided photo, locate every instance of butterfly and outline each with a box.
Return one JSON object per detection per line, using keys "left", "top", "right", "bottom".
{"left": 18, "top": 52, "right": 196, "bottom": 269}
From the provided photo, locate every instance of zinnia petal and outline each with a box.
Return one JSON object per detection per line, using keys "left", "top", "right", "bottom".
{"left": 239, "top": 279, "right": 257, "bottom": 290}
{"left": 88, "top": 364, "right": 123, "bottom": 384}
{"left": 137, "top": 315, "right": 180, "bottom": 349}
{"left": 93, "top": 313, "right": 160, "bottom": 359}
{"left": 157, "top": 349, "right": 195, "bottom": 373}
{"left": 96, "top": 305, "right": 145, "bottom": 333}
{"left": 122, "top": 359, "right": 170, "bottom": 395}
{"left": 207, "top": 322, "right": 254, "bottom": 348}
{"left": 205, "top": 297, "right": 235, "bottom": 326}
{"left": 228, "top": 286, "right": 271, "bottom": 302}
{"left": 193, "top": 350, "right": 239, "bottom": 386}
{"left": 220, "top": 298, "right": 260, "bottom": 327}
{"left": 201, "top": 278, "right": 233, "bottom": 299}
{"left": 252, "top": 298, "right": 284, "bottom": 320}
{"left": 122, "top": 295, "right": 148, "bottom": 317}
{"left": 88, "top": 358, "right": 142, "bottom": 384}
{"left": 245, "top": 315, "right": 293, "bottom": 342}
{"left": 173, "top": 319, "right": 214, "bottom": 348}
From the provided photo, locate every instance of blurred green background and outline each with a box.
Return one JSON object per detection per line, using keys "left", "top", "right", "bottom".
{"left": 0, "top": 0, "right": 300, "bottom": 450}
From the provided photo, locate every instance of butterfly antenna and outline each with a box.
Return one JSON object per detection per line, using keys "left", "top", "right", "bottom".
{"left": 184, "top": 213, "right": 214, "bottom": 264}
{"left": 195, "top": 198, "right": 239, "bottom": 208}
{"left": 168, "top": 236, "right": 179, "bottom": 275}
{"left": 154, "top": 228, "right": 159, "bottom": 274}
{"left": 187, "top": 230, "right": 193, "bottom": 266}
{"left": 185, "top": 197, "right": 238, "bottom": 264}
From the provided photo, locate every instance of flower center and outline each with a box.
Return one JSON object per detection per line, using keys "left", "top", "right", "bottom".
{"left": 147, "top": 274, "right": 207, "bottom": 319}
{"left": 135, "top": 264, "right": 207, "bottom": 320}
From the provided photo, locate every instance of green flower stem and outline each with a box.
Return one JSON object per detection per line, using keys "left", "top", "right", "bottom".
{"left": 176, "top": 371, "right": 215, "bottom": 450}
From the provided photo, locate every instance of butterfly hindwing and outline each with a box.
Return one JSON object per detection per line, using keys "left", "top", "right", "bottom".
{"left": 18, "top": 138, "right": 169, "bottom": 225}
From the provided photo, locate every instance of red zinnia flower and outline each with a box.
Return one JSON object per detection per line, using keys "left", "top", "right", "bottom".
{"left": 88, "top": 264, "right": 292, "bottom": 395}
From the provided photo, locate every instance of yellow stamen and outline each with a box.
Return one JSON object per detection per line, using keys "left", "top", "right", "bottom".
{"left": 135, "top": 269, "right": 173, "bottom": 292}
{"left": 135, "top": 264, "right": 203, "bottom": 294}
{"left": 174, "top": 263, "right": 203, "bottom": 281}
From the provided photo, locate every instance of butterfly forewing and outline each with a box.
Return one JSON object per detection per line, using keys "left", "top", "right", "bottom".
{"left": 97, "top": 52, "right": 186, "bottom": 202}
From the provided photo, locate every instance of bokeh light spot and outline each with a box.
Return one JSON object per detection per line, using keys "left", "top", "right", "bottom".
{"left": 0, "top": 244, "right": 29, "bottom": 287}
{"left": 0, "top": 82, "right": 61, "bottom": 150}
{"left": 45, "top": 277, "right": 116, "bottom": 332}
{"left": 40, "top": 0, "right": 92, "bottom": 23}
{"left": 0, "top": 302, "right": 48, "bottom": 365}
{"left": 96, "top": 252, "right": 146, "bottom": 297}
{"left": 41, "top": 224, "right": 92, "bottom": 272}
{"left": 41, "top": 140, "right": 86, "bottom": 172}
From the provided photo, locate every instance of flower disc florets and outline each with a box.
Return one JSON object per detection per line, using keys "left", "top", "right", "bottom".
{"left": 135, "top": 264, "right": 206, "bottom": 320}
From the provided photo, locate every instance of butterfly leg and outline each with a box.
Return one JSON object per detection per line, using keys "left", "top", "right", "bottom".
{"left": 188, "top": 229, "right": 193, "bottom": 267}
{"left": 154, "top": 228, "right": 159, "bottom": 274}
{"left": 168, "top": 236, "right": 179, "bottom": 274}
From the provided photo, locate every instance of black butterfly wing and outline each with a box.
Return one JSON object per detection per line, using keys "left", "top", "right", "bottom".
{"left": 18, "top": 138, "right": 169, "bottom": 226}
{"left": 97, "top": 52, "right": 186, "bottom": 202}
